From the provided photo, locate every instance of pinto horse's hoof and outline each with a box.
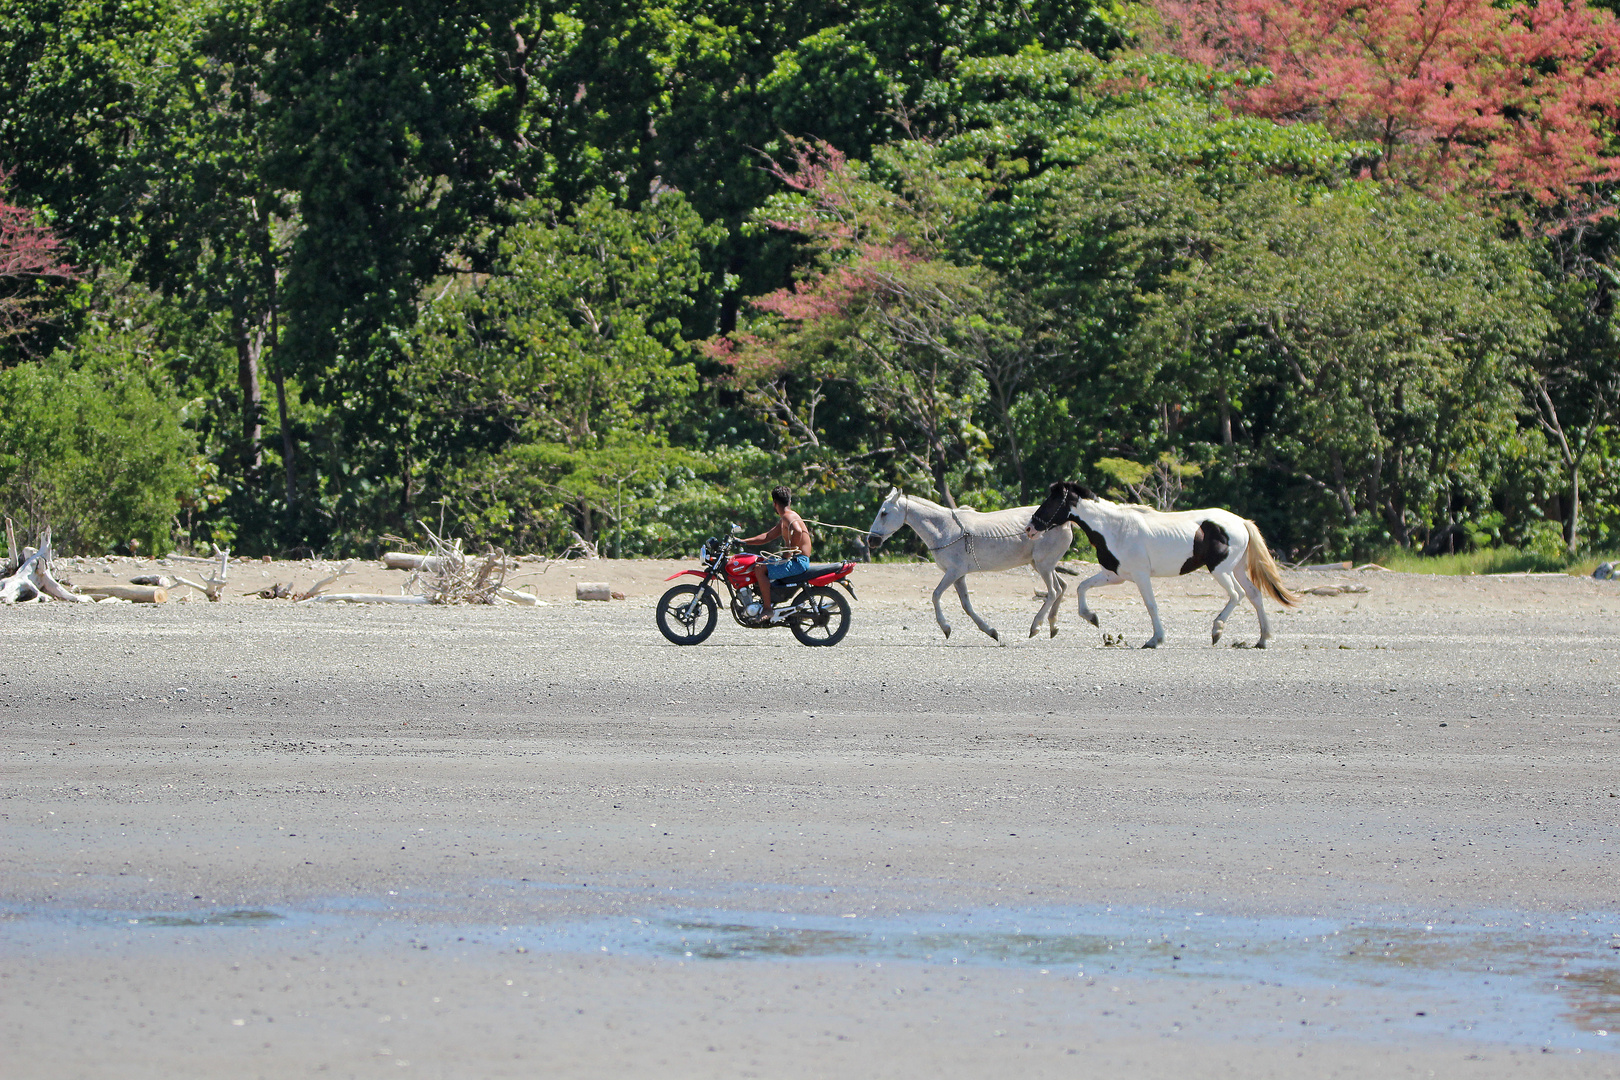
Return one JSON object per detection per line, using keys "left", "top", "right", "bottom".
{"left": 1141, "top": 639, "right": 1161, "bottom": 649}
{"left": 1049, "top": 626, "right": 1059, "bottom": 639}
{"left": 1254, "top": 639, "right": 1268, "bottom": 649}
{"left": 1029, "top": 626, "right": 1039, "bottom": 639}
{"left": 1211, "top": 630, "right": 1223, "bottom": 645}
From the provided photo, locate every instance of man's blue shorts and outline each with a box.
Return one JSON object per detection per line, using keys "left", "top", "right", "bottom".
{"left": 765, "top": 553, "right": 811, "bottom": 582}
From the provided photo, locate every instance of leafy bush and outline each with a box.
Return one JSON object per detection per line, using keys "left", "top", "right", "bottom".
{"left": 0, "top": 330, "right": 196, "bottom": 554}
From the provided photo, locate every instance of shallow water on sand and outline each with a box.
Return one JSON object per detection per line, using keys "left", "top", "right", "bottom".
{"left": 7, "top": 896, "right": 1615, "bottom": 1052}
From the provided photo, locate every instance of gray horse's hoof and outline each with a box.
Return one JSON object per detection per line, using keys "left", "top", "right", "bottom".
{"left": 1029, "top": 626, "right": 1039, "bottom": 639}
{"left": 1049, "top": 626, "right": 1059, "bottom": 639}
{"left": 1211, "top": 629, "right": 1223, "bottom": 645}
{"left": 1083, "top": 611, "right": 1099, "bottom": 627}
{"left": 1254, "top": 639, "right": 1268, "bottom": 649}
{"left": 989, "top": 629, "right": 1000, "bottom": 642}
{"left": 1141, "top": 639, "right": 1161, "bottom": 649}
{"left": 942, "top": 627, "right": 951, "bottom": 639}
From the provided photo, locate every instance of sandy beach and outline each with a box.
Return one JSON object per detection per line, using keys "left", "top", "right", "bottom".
{"left": 3, "top": 557, "right": 1618, "bottom": 1077}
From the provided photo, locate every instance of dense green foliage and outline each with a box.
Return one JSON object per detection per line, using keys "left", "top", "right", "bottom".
{"left": 0, "top": 318, "right": 198, "bottom": 554}
{"left": 1, "top": 0, "right": 1617, "bottom": 560}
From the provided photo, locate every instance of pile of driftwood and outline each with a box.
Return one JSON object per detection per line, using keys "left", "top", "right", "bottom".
{"left": 0, "top": 522, "right": 232, "bottom": 604}
{"left": 0, "top": 525, "right": 86, "bottom": 603}
{"left": 304, "top": 523, "right": 539, "bottom": 606}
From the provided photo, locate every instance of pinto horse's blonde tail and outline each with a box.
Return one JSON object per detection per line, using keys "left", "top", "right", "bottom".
{"left": 1244, "top": 520, "right": 1300, "bottom": 607}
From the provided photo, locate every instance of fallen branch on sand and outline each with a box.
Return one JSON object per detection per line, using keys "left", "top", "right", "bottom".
{"left": 166, "top": 545, "right": 231, "bottom": 601}
{"left": 299, "top": 593, "right": 434, "bottom": 605}
{"left": 1303, "top": 583, "right": 1371, "bottom": 597}
{"left": 296, "top": 561, "right": 357, "bottom": 600}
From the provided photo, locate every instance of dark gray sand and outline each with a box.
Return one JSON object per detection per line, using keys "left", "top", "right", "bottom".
{"left": 3, "top": 562, "right": 1618, "bottom": 1077}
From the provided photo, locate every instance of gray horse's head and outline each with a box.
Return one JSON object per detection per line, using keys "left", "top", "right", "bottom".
{"left": 866, "top": 487, "right": 905, "bottom": 549}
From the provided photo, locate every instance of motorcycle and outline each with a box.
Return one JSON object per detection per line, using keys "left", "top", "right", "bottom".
{"left": 655, "top": 526, "right": 857, "bottom": 646}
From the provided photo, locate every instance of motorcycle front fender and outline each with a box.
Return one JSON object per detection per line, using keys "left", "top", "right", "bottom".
{"left": 664, "top": 569, "right": 709, "bottom": 581}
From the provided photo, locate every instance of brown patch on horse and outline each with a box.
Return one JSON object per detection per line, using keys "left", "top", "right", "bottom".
{"left": 1076, "top": 519, "right": 1119, "bottom": 573}
{"left": 1179, "top": 520, "right": 1230, "bottom": 575}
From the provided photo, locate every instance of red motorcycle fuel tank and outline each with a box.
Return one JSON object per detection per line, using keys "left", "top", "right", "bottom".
{"left": 724, "top": 552, "right": 758, "bottom": 588}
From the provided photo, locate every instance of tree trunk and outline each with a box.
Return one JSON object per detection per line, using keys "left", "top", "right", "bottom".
{"left": 990, "top": 384, "right": 1025, "bottom": 501}
{"left": 929, "top": 442, "right": 956, "bottom": 508}
{"left": 269, "top": 359, "right": 297, "bottom": 508}
{"left": 233, "top": 308, "right": 265, "bottom": 474}
{"left": 1568, "top": 459, "right": 1581, "bottom": 553}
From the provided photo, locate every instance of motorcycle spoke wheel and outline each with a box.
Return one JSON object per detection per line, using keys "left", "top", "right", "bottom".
{"left": 789, "top": 586, "right": 850, "bottom": 646}
{"left": 656, "top": 584, "right": 719, "bottom": 645}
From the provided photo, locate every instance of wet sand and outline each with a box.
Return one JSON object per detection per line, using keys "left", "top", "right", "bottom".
{"left": 3, "top": 561, "right": 1618, "bottom": 1077}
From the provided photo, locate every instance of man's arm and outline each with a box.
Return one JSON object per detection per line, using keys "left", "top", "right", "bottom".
{"left": 741, "top": 521, "right": 783, "bottom": 546}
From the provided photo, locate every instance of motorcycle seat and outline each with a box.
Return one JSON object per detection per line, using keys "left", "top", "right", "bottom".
{"left": 773, "top": 562, "right": 848, "bottom": 587}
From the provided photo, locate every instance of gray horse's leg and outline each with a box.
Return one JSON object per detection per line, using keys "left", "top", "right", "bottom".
{"left": 1028, "top": 566, "right": 1063, "bottom": 638}
{"left": 931, "top": 574, "right": 961, "bottom": 639}
{"left": 1234, "top": 566, "right": 1272, "bottom": 648}
{"left": 1074, "top": 569, "right": 1122, "bottom": 628}
{"left": 1210, "top": 569, "right": 1244, "bottom": 645}
{"left": 1132, "top": 572, "right": 1166, "bottom": 648}
{"left": 1046, "top": 572, "right": 1067, "bottom": 638}
{"left": 954, "top": 578, "right": 1002, "bottom": 642}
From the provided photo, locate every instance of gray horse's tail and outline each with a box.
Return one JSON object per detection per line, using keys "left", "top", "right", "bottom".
{"left": 1054, "top": 563, "right": 1081, "bottom": 577}
{"left": 1244, "top": 520, "right": 1300, "bottom": 607}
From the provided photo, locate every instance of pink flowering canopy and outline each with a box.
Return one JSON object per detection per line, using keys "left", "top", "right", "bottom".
{"left": 1149, "top": 0, "right": 1620, "bottom": 206}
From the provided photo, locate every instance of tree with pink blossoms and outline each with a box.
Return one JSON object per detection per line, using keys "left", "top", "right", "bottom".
{"left": 1148, "top": 0, "right": 1620, "bottom": 208}
{"left": 710, "top": 139, "right": 1048, "bottom": 505}
{"left": 0, "top": 171, "right": 74, "bottom": 343}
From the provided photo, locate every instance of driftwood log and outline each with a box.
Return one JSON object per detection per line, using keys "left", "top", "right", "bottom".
{"left": 382, "top": 552, "right": 456, "bottom": 573}
{"left": 298, "top": 593, "right": 433, "bottom": 605}
{"left": 0, "top": 528, "right": 92, "bottom": 604}
{"left": 77, "top": 583, "right": 168, "bottom": 603}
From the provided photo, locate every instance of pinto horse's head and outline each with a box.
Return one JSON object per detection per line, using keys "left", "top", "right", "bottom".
{"left": 866, "top": 487, "right": 905, "bottom": 549}
{"left": 1025, "top": 481, "right": 1095, "bottom": 538}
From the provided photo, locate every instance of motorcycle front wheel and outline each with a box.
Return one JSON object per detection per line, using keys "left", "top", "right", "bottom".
{"left": 789, "top": 586, "right": 850, "bottom": 646}
{"left": 656, "top": 583, "right": 720, "bottom": 645}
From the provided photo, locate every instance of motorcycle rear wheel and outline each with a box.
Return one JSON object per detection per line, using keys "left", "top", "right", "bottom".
{"left": 789, "top": 586, "right": 850, "bottom": 646}
{"left": 656, "top": 583, "right": 719, "bottom": 645}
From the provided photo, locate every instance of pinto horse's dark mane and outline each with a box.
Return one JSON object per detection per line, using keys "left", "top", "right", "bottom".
{"left": 1031, "top": 480, "right": 1098, "bottom": 531}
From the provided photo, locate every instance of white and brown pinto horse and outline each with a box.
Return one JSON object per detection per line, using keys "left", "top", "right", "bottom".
{"left": 1026, "top": 481, "right": 1299, "bottom": 648}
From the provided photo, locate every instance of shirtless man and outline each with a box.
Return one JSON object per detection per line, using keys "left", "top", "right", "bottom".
{"left": 740, "top": 485, "right": 813, "bottom": 620}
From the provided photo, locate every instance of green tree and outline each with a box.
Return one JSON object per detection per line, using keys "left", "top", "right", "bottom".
{"left": 1528, "top": 213, "right": 1620, "bottom": 552}
{"left": 1128, "top": 184, "right": 1547, "bottom": 554}
{"left": 0, "top": 322, "right": 197, "bottom": 553}
{"left": 405, "top": 189, "right": 722, "bottom": 548}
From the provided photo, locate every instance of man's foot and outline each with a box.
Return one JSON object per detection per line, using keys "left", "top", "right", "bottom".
{"left": 768, "top": 605, "right": 795, "bottom": 623}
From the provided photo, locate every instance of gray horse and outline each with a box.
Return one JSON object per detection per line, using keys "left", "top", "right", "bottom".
{"left": 866, "top": 487, "right": 1075, "bottom": 642}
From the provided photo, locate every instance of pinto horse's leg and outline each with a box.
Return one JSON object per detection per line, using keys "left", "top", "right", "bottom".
{"left": 1132, "top": 572, "right": 1166, "bottom": 648}
{"left": 1210, "top": 570, "right": 1244, "bottom": 645}
{"left": 1234, "top": 566, "right": 1272, "bottom": 648}
{"left": 954, "top": 577, "right": 1002, "bottom": 643}
{"left": 1074, "top": 569, "right": 1122, "bottom": 629}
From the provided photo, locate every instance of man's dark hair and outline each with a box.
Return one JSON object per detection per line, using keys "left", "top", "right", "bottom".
{"left": 771, "top": 485, "right": 792, "bottom": 507}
